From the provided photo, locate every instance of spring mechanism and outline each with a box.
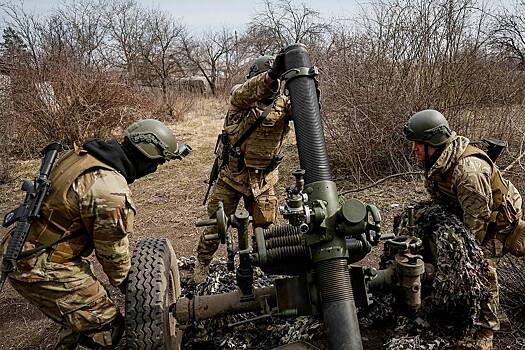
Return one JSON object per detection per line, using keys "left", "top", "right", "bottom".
{"left": 267, "top": 245, "right": 309, "bottom": 262}
{"left": 266, "top": 234, "right": 303, "bottom": 249}
{"left": 262, "top": 224, "right": 302, "bottom": 239}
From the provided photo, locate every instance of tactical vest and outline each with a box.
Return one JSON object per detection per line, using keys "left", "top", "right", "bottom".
{"left": 229, "top": 96, "right": 290, "bottom": 170}
{"left": 26, "top": 147, "right": 116, "bottom": 261}
{"left": 434, "top": 145, "right": 518, "bottom": 232}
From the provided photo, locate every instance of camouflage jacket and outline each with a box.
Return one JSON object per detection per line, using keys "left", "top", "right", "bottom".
{"left": 4, "top": 149, "right": 134, "bottom": 286}
{"left": 424, "top": 134, "right": 522, "bottom": 244}
{"left": 220, "top": 73, "right": 292, "bottom": 198}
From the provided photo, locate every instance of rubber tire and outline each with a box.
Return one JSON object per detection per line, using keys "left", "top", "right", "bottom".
{"left": 125, "top": 238, "right": 182, "bottom": 349}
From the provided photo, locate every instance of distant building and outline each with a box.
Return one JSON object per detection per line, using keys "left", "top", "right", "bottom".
{"left": 174, "top": 76, "right": 211, "bottom": 94}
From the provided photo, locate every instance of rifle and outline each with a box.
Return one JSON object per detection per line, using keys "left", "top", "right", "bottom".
{"left": 203, "top": 131, "right": 230, "bottom": 205}
{"left": 0, "top": 143, "right": 64, "bottom": 292}
{"left": 470, "top": 137, "right": 507, "bottom": 162}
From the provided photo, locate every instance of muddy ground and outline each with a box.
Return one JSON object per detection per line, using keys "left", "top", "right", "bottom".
{"left": 0, "top": 97, "right": 522, "bottom": 349}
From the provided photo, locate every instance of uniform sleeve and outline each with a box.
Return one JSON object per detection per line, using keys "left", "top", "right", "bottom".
{"left": 79, "top": 169, "right": 135, "bottom": 286}
{"left": 229, "top": 72, "right": 277, "bottom": 109}
{"left": 424, "top": 177, "right": 440, "bottom": 201}
{"left": 452, "top": 157, "right": 493, "bottom": 243}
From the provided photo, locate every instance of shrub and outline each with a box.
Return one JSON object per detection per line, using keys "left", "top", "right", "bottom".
{"left": 318, "top": 0, "right": 525, "bottom": 182}
{"left": 9, "top": 59, "right": 148, "bottom": 155}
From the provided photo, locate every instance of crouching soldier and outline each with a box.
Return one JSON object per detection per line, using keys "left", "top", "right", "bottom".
{"left": 1, "top": 119, "right": 188, "bottom": 349}
{"left": 404, "top": 109, "right": 525, "bottom": 350}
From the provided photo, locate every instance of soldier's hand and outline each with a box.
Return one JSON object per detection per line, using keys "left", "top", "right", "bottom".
{"left": 268, "top": 51, "right": 286, "bottom": 80}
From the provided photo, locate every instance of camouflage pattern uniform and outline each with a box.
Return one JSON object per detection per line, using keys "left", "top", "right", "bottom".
{"left": 423, "top": 133, "right": 522, "bottom": 348}
{"left": 1, "top": 146, "right": 134, "bottom": 348}
{"left": 197, "top": 72, "right": 291, "bottom": 265}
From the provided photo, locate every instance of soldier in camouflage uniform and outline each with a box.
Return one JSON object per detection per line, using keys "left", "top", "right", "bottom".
{"left": 193, "top": 53, "right": 292, "bottom": 283}
{"left": 0, "top": 119, "right": 184, "bottom": 349}
{"left": 404, "top": 109, "right": 523, "bottom": 350}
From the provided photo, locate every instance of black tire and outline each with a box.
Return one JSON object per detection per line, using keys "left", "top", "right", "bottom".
{"left": 125, "top": 238, "right": 182, "bottom": 350}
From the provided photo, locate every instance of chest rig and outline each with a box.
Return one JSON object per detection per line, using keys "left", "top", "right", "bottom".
{"left": 25, "top": 147, "right": 116, "bottom": 261}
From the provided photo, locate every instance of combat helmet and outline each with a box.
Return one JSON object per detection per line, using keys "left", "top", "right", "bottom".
{"left": 125, "top": 119, "right": 178, "bottom": 161}
{"left": 403, "top": 109, "right": 452, "bottom": 147}
{"left": 246, "top": 55, "right": 274, "bottom": 79}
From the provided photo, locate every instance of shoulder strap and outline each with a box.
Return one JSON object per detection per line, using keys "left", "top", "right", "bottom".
{"left": 232, "top": 103, "right": 274, "bottom": 148}
{"left": 17, "top": 230, "right": 83, "bottom": 260}
{"left": 459, "top": 145, "right": 493, "bottom": 165}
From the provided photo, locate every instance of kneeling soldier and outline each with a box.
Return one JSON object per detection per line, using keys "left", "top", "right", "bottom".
{"left": 1, "top": 119, "right": 188, "bottom": 349}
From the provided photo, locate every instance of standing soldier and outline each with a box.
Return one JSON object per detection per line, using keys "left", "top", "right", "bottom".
{"left": 403, "top": 109, "right": 525, "bottom": 350}
{"left": 1, "top": 119, "right": 189, "bottom": 349}
{"left": 194, "top": 53, "right": 292, "bottom": 283}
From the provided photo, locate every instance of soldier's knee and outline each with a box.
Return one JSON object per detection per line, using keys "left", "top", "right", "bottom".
{"left": 57, "top": 281, "right": 120, "bottom": 338}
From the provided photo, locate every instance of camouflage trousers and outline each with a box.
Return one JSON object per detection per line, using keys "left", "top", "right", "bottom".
{"left": 479, "top": 259, "right": 500, "bottom": 330}
{"left": 457, "top": 259, "right": 498, "bottom": 350}
{"left": 9, "top": 275, "right": 123, "bottom": 349}
{"left": 196, "top": 178, "right": 277, "bottom": 265}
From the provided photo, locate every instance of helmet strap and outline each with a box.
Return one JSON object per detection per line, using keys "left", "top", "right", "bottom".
{"left": 424, "top": 143, "right": 444, "bottom": 171}
{"left": 424, "top": 143, "right": 431, "bottom": 171}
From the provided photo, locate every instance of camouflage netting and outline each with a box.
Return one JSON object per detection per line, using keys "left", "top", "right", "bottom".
{"left": 177, "top": 201, "right": 523, "bottom": 349}
{"left": 368, "top": 201, "right": 494, "bottom": 349}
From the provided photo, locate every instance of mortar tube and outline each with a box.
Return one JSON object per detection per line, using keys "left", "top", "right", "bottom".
{"left": 172, "top": 286, "right": 276, "bottom": 323}
{"left": 283, "top": 43, "right": 331, "bottom": 184}
{"left": 283, "top": 43, "right": 362, "bottom": 350}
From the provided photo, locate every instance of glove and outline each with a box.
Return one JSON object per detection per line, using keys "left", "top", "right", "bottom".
{"left": 117, "top": 278, "right": 128, "bottom": 295}
{"left": 267, "top": 51, "right": 285, "bottom": 80}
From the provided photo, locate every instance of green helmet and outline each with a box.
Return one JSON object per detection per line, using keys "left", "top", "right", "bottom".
{"left": 125, "top": 119, "right": 178, "bottom": 160}
{"left": 403, "top": 109, "right": 452, "bottom": 147}
{"left": 246, "top": 55, "right": 274, "bottom": 79}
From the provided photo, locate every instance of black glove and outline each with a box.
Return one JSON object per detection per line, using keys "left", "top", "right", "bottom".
{"left": 117, "top": 278, "right": 128, "bottom": 294}
{"left": 267, "top": 51, "right": 285, "bottom": 80}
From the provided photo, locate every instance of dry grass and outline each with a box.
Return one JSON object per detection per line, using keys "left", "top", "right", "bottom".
{"left": 0, "top": 95, "right": 521, "bottom": 350}
{"left": 9, "top": 64, "right": 148, "bottom": 157}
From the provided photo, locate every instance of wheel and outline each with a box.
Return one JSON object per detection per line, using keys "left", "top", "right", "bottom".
{"left": 125, "top": 238, "right": 182, "bottom": 349}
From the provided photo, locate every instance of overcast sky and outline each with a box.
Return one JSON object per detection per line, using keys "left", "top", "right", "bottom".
{"left": 0, "top": 0, "right": 361, "bottom": 33}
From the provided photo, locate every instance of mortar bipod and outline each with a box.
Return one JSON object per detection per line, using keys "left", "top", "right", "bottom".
{"left": 195, "top": 202, "right": 254, "bottom": 298}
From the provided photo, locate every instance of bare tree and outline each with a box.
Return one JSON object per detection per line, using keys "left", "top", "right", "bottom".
{"left": 490, "top": 0, "right": 525, "bottom": 68}
{"left": 137, "top": 10, "right": 185, "bottom": 107}
{"left": 245, "top": 0, "right": 331, "bottom": 54}
{"left": 320, "top": 0, "right": 525, "bottom": 180}
{"left": 102, "top": 0, "right": 145, "bottom": 76}
{"left": 2, "top": 1, "right": 109, "bottom": 73}
{"left": 182, "top": 27, "right": 238, "bottom": 95}
{"left": 52, "top": 0, "right": 108, "bottom": 68}
{"left": 0, "top": 3, "right": 44, "bottom": 70}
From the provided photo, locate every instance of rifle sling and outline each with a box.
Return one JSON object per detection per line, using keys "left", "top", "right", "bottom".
{"left": 17, "top": 231, "right": 83, "bottom": 260}
{"left": 232, "top": 103, "right": 274, "bottom": 149}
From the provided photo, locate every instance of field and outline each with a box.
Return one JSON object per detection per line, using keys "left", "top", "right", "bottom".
{"left": 0, "top": 96, "right": 521, "bottom": 350}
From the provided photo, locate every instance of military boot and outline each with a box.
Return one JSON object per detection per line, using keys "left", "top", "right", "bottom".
{"left": 455, "top": 329, "right": 493, "bottom": 350}
{"left": 193, "top": 261, "right": 210, "bottom": 284}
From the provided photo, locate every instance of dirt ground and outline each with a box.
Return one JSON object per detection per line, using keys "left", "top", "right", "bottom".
{"left": 0, "top": 96, "right": 522, "bottom": 349}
